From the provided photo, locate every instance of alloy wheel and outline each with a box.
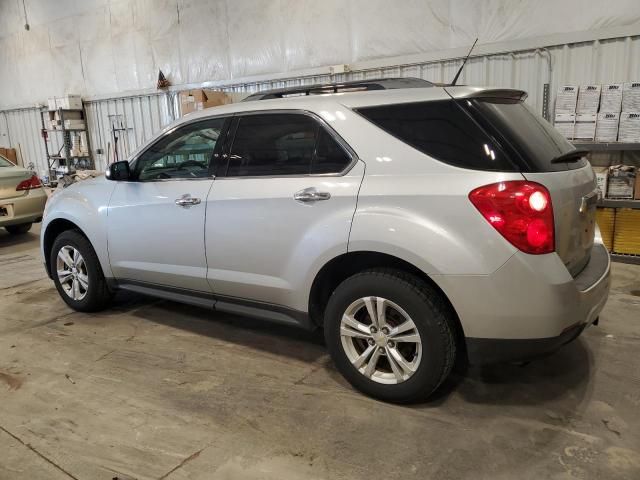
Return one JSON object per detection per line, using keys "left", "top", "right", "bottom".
{"left": 56, "top": 245, "right": 89, "bottom": 301}
{"left": 340, "top": 296, "right": 422, "bottom": 384}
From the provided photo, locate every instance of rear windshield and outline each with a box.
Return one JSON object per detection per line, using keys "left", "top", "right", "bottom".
{"left": 356, "top": 99, "right": 586, "bottom": 172}
{"left": 467, "top": 98, "right": 586, "bottom": 172}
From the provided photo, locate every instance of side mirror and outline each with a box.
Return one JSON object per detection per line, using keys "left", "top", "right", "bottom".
{"left": 106, "top": 161, "right": 131, "bottom": 181}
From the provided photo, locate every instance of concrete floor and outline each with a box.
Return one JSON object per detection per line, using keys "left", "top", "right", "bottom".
{"left": 1, "top": 225, "right": 639, "bottom": 480}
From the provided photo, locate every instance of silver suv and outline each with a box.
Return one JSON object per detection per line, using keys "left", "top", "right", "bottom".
{"left": 41, "top": 79, "right": 610, "bottom": 402}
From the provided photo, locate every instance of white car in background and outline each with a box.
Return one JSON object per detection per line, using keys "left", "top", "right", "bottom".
{"left": 0, "top": 154, "right": 47, "bottom": 235}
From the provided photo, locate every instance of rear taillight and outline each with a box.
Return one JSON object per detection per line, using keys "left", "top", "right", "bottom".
{"left": 16, "top": 174, "right": 42, "bottom": 191}
{"left": 469, "top": 181, "right": 554, "bottom": 254}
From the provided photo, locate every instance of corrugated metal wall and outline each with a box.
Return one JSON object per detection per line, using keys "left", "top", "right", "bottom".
{"left": 0, "top": 108, "right": 65, "bottom": 175}
{"left": 83, "top": 93, "right": 176, "bottom": 172}
{"left": 1, "top": 35, "right": 638, "bottom": 174}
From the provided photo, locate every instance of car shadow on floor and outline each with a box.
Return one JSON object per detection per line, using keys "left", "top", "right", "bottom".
{"left": 0, "top": 226, "right": 41, "bottom": 253}
{"left": 122, "top": 291, "right": 593, "bottom": 407}
{"left": 426, "top": 338, "right": 593, "bottom": 407}
{"left": 126, "top": 293, "right": 327, "bottom": 365}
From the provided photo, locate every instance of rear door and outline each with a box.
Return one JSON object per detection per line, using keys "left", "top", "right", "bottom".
{"left": 204, "top": 111, "right": 364, "bottom": 309}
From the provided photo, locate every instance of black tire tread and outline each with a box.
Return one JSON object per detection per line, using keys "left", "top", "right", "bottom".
{"left": 5, "top": 223, "right": 32, "bottom": 235}
{"left": 50, "top": 229, "right": 112, "bottom": 312}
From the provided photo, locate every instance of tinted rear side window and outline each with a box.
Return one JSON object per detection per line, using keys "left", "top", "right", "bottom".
{"left": 356, "top": 100, "right": 516, "bottom": 171}
{"left": 227, "top": 114, "right": 317, "bottom": 177}
{"left": 311, "top": 129, "right": 351, "bottom": 174}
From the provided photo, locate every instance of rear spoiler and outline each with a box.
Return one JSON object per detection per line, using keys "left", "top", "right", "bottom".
{"left": 444, "top": 86, "right": 528, "bottom": 102}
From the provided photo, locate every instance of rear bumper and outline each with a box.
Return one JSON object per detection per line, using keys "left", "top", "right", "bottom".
{"left": 466, "top": 322, "right": 587, "bottom": 364}
{"left": 0, "top": 188, "right": 47, "bottom": 227}
{"left": 434, "top": 243, "right": 610, "bottom": 364}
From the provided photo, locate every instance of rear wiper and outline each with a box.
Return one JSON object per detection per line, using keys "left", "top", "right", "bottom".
{"left": 550, "top": 149, "right": 588, "bottom": 164}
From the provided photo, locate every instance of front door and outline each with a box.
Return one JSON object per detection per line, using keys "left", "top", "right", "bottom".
{"left": 107, "top": 117, "right": 227, "bottom": 292}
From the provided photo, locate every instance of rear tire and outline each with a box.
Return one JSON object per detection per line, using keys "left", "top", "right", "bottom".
{"left": 5, "top": 223, "right": 32, "bottom": 235}
{"left": 324, "top": 269, "right": 456, "bottom": 403}
{"left": 50, "top": 230, "right": 113, "bottom": 312}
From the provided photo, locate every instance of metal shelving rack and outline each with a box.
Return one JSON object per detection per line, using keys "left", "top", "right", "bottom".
{"left": 597, "top": 199, "right": 640, "bottom": 209}
{"left": 575, "top": 141, "right": 640, "bottom": 265}
{"left": 572, "top": 142, "right": 640, "bottom": 151}
{"left": 40, "top": 105, "right": 94, "bottom": 184}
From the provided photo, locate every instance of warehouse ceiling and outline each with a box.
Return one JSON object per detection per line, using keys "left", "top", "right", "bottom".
{"left": 0, "top": 0, "right": 639, "bottom": 108}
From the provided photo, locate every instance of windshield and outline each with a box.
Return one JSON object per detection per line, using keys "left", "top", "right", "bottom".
{"left": 465, "top": 98, "right": 586, "bottom": 172}
{"left": 0, "top": 155, "right": 13, "bottom": 167}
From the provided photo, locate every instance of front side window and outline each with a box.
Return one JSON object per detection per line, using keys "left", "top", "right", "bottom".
{"left": 136, "top": 118, "right": 225, "bottom": 181}
{"left": 225, "top": 113, "right": 351, "bottom": 177}
{"left": 0, "top": 155, "right": 13, "bottom": 167}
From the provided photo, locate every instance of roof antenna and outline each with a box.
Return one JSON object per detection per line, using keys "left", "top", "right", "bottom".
{"left": 451, "top": 38, "right": 478, "bottom": 86}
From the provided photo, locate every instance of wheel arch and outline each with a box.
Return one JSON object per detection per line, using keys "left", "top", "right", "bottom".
{"left": 308, "top": 250, "right": 466, "bottom": 351}
{"left": 43, "top": 218, "right": 90, "bottom": 278}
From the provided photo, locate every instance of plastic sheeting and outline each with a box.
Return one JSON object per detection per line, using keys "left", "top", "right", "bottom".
{"left": 2, "top": 35, "right": 640, "bottom": 175}
{"left": 1, "top": 0, "right": 640, "bottom": 107}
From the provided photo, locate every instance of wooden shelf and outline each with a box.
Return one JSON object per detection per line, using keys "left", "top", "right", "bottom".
{"left": 572, "top": 142, "right": 640, "bottom": 151}
{"left": 597, "top": 199, "right": 640, "bottom": 209}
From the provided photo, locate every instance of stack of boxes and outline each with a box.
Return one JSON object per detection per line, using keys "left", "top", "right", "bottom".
{"left": 179, "top": 90, "right": 247, "bottom": 116}
{"left": 554, "top": 81, "right": 640, "bottom": 142}
{"left": 574, "top": 84, "right": 599, "bottom": 140}
{"left": 619, "top": 82, "right": 640, "bottom": 142}
{"left": 47, "top": 110, "right": 86, "bottom": 131}
{"left": 554, "top": 86, "right": 578, "bottom": 139}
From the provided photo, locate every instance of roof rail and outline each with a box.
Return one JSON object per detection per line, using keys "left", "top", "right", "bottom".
{"left": 242, "top": 77, "right": 433, "bottom": 101}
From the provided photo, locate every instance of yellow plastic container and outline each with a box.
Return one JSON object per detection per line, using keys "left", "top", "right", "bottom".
{"left": 613, "top": 208, "right": 640, "bottom": 255}
{"left": 595, "top": 207, "right": 615, "bottom": 252}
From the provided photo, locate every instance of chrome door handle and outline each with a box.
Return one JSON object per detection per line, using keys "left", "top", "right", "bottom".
{"left": 294, "top": 187, "right": 331, "bottom": 203}
{"left": 175, "top": 194, "right": 201, "bottom": 207}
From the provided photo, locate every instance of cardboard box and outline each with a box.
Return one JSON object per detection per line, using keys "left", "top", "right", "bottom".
{"left": 618, "top": 112, "right": 640, "bottom": 142}
{"left": 554, "top": 113, "right": 575, "bottom": 139}
{"left": 576, "top": 84, "right": 601, "bottom": 114}
{"left": 0, "top": 147, "right": 18, "bottom": 166}
{"left": 179, "top": 89, "right": 243, "bottom": 116}
{"left": 593, "top": 167, "right": 609, "bottom": 198}
{"left": 622, "top": 82, "right": 640, "bottom": 112}
{"left": 595, "top": 112, "right": 620, "bottom": 142}
{"left": 607, "top": 165, "right": 636, "bottom": 199}
{"left": 574, "top": 113, "right": 597, "bottom": 140}
{"left": 64, "top": 120, "right": 86, "bottom": 130}
{"left": 600, "top": 84, "right": 623, "bottom": 113}
{"left": 555, "top": 85, "right": 578, "bottom": 114}
{"left": 47, "top": 94, "right": 83, "bottom": 111}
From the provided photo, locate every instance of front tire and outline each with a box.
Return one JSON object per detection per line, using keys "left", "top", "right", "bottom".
{"left": 324, "top": 269, "right": 456, "bottom": 403}
{"left": 50, "top": 230, "right": 113, "bottom": 312}
{"left": 5, "top": 223, "right": 32, "bottom": 235}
